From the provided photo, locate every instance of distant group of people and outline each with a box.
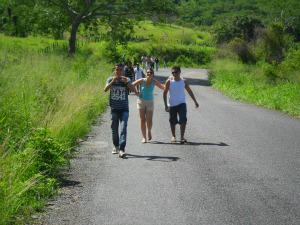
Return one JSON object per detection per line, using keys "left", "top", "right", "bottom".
{"left": 120, "top": 53, "right": 170, "bottom": 92}
{"left": 121, "top": 53, "right": 169, "bottom": 74}
{"left": 140, "top": 55, "right": 160, "bottom": 71}
{"left": 104, "top": 62, "right": 199, "bottom": 158}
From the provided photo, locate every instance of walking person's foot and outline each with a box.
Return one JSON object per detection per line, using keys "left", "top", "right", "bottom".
{"left": 119, "top": 150, "right": 126, "bottom": 158}
{"left": 142, "top": 138, "right": 146, "bottom": 143}
{"left": 148, "top": 132, "right": 152, "bottom": 141}
{"left": 112, "top": 147, "right": 119, "bottom": 154}
{"left": 171, "top": 136, "right": 176, "bottom": 142}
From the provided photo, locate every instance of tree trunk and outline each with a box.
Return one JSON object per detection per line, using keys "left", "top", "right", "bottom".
{"left": 68, "top": 20, "right": 81, "bottom": 55}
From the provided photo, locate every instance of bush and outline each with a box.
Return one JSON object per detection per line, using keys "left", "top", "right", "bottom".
{"left": 209, "top": 59, "right": 300, "bottom": 116}
{"left": 229, "top": 37, "right": 256, "bottom": 63}
{"left": 213, "top": 15, "right": 263, "bottom": 44}
{"left": 278, "top": 46, "right": 300, "bottom": 83}
{"left": 119, "top": 42, "right": 214, "bottom": 67}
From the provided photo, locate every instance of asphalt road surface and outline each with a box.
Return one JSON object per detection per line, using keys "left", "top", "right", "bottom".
{"left": 41, "top": 68, "right": 300, "bottom": 225}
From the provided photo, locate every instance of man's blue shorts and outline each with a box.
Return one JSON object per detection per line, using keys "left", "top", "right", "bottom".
{"left": 169, "top": 103, "right": 187, "bottom": 125}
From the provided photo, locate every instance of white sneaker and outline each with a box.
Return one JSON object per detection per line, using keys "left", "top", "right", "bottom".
{"left": 112, "top": 147, "right": 119, "bottom": 154}
{"left": 119, "top": 150, "right": 126, "bottom": 158}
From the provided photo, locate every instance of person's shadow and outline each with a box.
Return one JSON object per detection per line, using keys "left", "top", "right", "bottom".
{"left": 149, "top": 141, "right": 229, "bottom": 146}
{"left": 125, "top": 154, "right": 179, "bottom": 162}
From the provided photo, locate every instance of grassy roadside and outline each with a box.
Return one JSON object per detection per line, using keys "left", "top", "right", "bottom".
{"left": 0, "top": 34, "right": 111, "bottom": 224}
{"left": 1, "top": 19, "right": 298, "bottom": 224}
{"left": 0, "top": 22, "right": 215, "bottom": 224}
{"left": 209, "top": 59, "right": 300, "bottom": 116}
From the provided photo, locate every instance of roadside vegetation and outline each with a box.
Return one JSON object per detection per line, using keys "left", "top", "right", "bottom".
{"left": 209, "top": 58, "right": 300, "bottom": 116}
{"left": 209, "top": 19, "right": 300, "bottom": 116}
{"left": 0, "top": 22, "right": 213, "bottom": 224}
{"left": 90, "top": 21, "right": 214, "bottom": 67}
{"left": 0, "top": 34, "right": 111, "bottom": 224}
{"left": 0, "top": 0, "right": 299, "bottom": 224}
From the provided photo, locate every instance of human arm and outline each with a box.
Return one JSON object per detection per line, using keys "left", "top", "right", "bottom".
{"left": 163, "top": 79, "right": 170, "bottom": 112}
{"left": 132, "top": 78, "right": 143, "bottom": 87}
{"left": 103, "top": 77, "right": 117, "bottom": 92}
{"left": 184, "top": 80, "right": 199, "bottom": 108}
{"left": 154, "top": 79, "right": 165, "bottom": 90}
{"left": 125, "top": 78, "right": 139, "bottom": 96}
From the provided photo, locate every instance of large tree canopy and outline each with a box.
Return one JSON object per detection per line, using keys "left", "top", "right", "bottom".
{"left": 0, "top": 0, "right": 176, "bottom": 54}
{"left": 45, "top": 0, "right": 176, "bottom": 54}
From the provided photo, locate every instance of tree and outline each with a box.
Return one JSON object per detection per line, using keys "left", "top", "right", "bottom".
{"left": 0, "top": 0, "right": 69, "bottom": 38}
{"left": 213, "top": 15, "right": 263, "bottom": 44}
{"left": 45, "top": 0, "right": 176, "bottom": 55}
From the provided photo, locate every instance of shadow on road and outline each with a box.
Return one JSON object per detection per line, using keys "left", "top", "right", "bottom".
{"left": 186, "top": 78, "right": 211, "bottom": 86}
{"left": 153, "top": 75, "right": 211, "bottom": 87}
{"left": 125, "top": 154, "right": 179, "bottom": 162}
{"left": 59, "top": 178, "right": 81, "bottom": 188}
{"left": 149, "top": 141, "right": 229, "bottom": 146}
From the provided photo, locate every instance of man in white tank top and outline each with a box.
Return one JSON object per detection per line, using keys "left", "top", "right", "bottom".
{"left": 163, "top": 66, "right": 199, "bottom": 144}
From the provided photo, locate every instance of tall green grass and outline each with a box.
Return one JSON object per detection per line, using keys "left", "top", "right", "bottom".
{"left": 209, "top": 59, "right": 300, "bottom": 116}
{"left": 0, "top": 34, "right": 111, "bottom": 224}
{"left": 0, "top": 22, "right": 215, "bottom": 224}
{"left": 89, "top": 21, "right": 216, "bottom": 67}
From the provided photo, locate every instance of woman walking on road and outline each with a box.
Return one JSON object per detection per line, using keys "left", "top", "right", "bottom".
{"left": 163, "top": 66, "right": 199, "bottom": 144}
{"left": 132, "top": 68, "right": 164, "bottom": 143}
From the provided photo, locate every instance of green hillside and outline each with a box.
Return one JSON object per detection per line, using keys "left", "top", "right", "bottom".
{"left": 0, "top": 0, "right": 299, "bottom": 224}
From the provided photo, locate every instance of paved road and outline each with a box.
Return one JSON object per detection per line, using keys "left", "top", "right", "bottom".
{"left": 42, "top": 68, "right": 300, "bottom": 225}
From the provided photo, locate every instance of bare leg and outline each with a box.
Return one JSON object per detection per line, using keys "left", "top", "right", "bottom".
{"left": 146, "top": 110, "right": 153, "bottom": 140}
{"left": 171, "top": 124, "right": 176, "bottom": 142}
{"left": 139, "top": 109, "right": 147, "bottom": 143}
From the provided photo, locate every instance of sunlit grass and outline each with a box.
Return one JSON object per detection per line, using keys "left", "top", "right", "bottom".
{"left": 209, "top": 59, "right": 300, "bottom": 116}
{"left": 0, "top": 35, "right": 111, "bottom": 224}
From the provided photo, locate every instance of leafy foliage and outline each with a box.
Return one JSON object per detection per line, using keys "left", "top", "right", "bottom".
{"left": 175, "top": 0, "right": 300, "bottom": 40}
{"left": 0, "top": 35, "right": 110, "bottom": 224}
{"left": 209, "top": 59, "right": 300, "bottom": 116}
{"left": 213, "top": 15, "right": 264, "bottom": 44}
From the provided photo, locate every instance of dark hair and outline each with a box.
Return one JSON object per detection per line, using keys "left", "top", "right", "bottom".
{"left": 112, "top": 63, "right": 123, "bottom": 71}
{"left": 146, "top": 67, "right": 155, "bottom": 76}
{"left": 171, "top": 66, "right": 181, "bottom": 72}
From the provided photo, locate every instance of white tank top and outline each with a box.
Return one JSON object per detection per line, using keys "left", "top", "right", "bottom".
{"left": 168, "top": 77, "right": 186, "bottom": 107}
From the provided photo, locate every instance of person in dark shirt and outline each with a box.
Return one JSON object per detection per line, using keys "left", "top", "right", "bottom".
{"left": 124, "top": 61, "right": 135, "bottom": 82}
{"left": 124, "top": 61, "right": 135, "bottom": 93}
{"left": 155, "top": 57, "right": 159, "bottom": 71}
{"left": 104, "top": 63, "right": 138, "bottom": 158}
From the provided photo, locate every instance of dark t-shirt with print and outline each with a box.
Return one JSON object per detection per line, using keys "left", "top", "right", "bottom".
{"left": 106, "top": 77, "right": 131, "bottom": 109}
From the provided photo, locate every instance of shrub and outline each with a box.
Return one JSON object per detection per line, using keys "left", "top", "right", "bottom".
{"left": 213, "top": 15, "right": 263, "bottom": 44}
{"left": 229, "top": 37, "right": 256, "bottom": 63}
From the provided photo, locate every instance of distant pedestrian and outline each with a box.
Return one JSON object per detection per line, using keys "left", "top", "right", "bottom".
{"left": 146, "top": 55, "right": 151, "bottom": 68}
{"left": 132, "top": 67, "right": 165, "bottom": 143}
{"left": 155, "top": 57, "right": 159, "bottom": 71}
{"left": 163, "top": 55, "right": 168, "bottom": 68}
{"left": 124, "top": 61, "right": 135, "bottom": 82}
{"left": 133, "top": 56, "right": 137, "bottom": 66}
{"left": 141, "top": 55, "right": 146, "bottom": 69}
{"left": 134, "top": 63, "right": 145, "bottom": 93}
{"left": 104, "top": 63, "right": 139, "bottom": 158}
{"left": 163, "top": 66, "right": 199, "bottom": 144}
{"left": 150, "top": 56, "right": 155, "bottom": 69}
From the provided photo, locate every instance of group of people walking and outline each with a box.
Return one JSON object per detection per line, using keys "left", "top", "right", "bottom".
{"left": 104, "top": 64, "right": 199, "bottom": 158}
{"left": 140, "top": 55, "right": 159, "bottom": 71}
